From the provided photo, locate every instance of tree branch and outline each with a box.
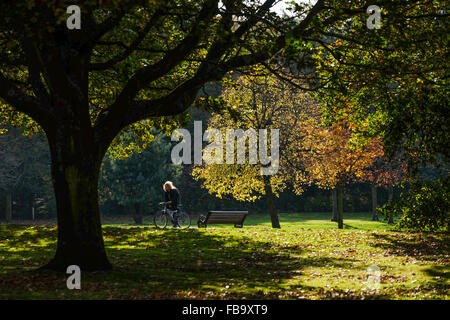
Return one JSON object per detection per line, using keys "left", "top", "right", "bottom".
{"left": 22, "top": 39, "right": 51, "bottom": 105}
{"left": 94, "top": 0, "right": 220, "bottom": 145}
{"left": 90, "top": 8, "right": 165, "bottom": 71}
{"left": 0, "top": 72, "right": 54, "bottom": 127}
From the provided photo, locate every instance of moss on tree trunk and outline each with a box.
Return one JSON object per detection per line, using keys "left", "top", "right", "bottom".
{"left": 41, "top": 131, "right": 111, "bottom": 271}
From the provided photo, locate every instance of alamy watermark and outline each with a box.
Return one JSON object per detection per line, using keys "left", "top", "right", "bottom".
{"left": 66, "top": 5, "right": 81, "bottom": 30}
{"left": 171, "top": 121, "right": 279, "bottom": 175}
{"left": 66, "top": 265, "right": 81, "bottom": 290}
{"left": 367, "top": 5, "right": 382, "bottom": 30}
{"left": 365, "top": 265, "right": 381, "bottom": 290}
{"left": 64, "top": 4, "right": 382, "bottom": 31}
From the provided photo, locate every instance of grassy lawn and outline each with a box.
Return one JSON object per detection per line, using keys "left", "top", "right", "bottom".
{"left": 0, "top": 212, "right": 448, "bottom": 299}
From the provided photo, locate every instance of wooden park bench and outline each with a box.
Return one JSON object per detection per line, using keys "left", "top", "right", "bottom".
{"left": 197, "top": 211, "right": 249, "bottom": 228}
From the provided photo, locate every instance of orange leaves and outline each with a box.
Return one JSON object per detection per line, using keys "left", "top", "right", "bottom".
{"left": 299, "top": 119, "right": 384, "bottom": 188}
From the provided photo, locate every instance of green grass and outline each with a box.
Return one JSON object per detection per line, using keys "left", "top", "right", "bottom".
{"left": 0, "top": 212, "right": 448, "bottom": 299}
{"left": 244, "top": 212, "right": 397, "bottom": 230}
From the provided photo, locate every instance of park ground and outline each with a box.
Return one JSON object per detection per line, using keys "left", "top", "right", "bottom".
{"left": 0, "top": 212, "right": 448, "bottom": 299}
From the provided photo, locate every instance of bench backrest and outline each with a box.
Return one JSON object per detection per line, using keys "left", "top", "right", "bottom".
{"left": 206, "top": 211, "right": 248, "bottom": 224}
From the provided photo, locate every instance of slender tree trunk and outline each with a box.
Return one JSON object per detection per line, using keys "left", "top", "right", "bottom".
{"left": 263, "top": 175, "right": 280, "bottom": 229}
{"left": 41, "top": 130, "right": 111, "bottom": 271}
{"left": 331, "top": 188, "right": 338, "bottom": 222}
{"left": 371, "top": 185, "right": 378, "bottom": 221}
{"left": 387, "top": 185, "right": 394, "bottom": 224}
{"left": 337, "top": 183, "right": 344, "bottom": 229}
{"left": 5, "top": 192, "right": 12, "bottom": 223}
{"left": 131, "top": 203, "right": 143, "bottom": 225}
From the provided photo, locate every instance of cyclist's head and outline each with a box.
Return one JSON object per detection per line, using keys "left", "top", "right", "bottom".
{"left": 163, "top": 181, "right": 175, "bottom": 192}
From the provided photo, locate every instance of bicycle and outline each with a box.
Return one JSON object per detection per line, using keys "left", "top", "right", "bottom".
{"left": 153, "top": 202, "right": 191, "bottom": 229}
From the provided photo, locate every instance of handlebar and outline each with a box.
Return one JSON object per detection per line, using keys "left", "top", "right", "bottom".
{"left": 158, "top": 202, "right": 182, "bottom": 207}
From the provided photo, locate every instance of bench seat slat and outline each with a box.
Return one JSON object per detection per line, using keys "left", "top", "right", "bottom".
{"left": 209, "top": 211, "right": 248, "bottom": 214}
{"left": 208, "top": 219, "right": 244, "bottom": 222}
{"left": 207, "top": 216, "right": 245, "bottom": 219}
{"left": 207, "top": 216, "right": 243, "bottom": 219}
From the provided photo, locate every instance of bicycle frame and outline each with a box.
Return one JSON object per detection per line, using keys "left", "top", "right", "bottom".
{"left": 159, "top": 203, "right": 179, "bottom": 223}
{"left": 155, "top": 202, "right": 190, "bottom": 229}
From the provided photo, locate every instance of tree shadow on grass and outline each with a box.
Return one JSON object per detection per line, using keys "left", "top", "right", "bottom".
{"left": 369, "top": 232, "right": 449, "bottom": 260}
{"left": 99, "top": 226, "right": 378, "bottom": 299}
{"left": 0, "top": 225, "right": 56, "bottom": 269}
{"left": 342, "top": 224, "right": 359, "bottom": 230}
{"left": 101, "top": 226, "right": 301, "bottom": 297}
{"left": 366, "top": 232, "right": 449, "bottom": 297}
{"left": 0, "top": 225, "right": 375, "bottom": 299}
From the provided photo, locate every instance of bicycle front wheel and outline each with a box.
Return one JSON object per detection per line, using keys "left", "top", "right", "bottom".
{"left": 154, "top": 211, "right": 168, "bottom": 229}
{"left": 175, "top": 211, "right": 191, "bottom": 229}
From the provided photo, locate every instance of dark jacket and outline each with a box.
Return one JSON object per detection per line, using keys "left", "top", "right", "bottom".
{"left": 164, "top": 188, "right": 180, "bottom": 210}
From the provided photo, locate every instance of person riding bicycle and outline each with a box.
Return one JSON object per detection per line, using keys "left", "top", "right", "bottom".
{"left": 163, "top": 181, "right": 181, "bottom": 227}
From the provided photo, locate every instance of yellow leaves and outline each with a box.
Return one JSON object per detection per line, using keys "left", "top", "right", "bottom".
{"left": 195, "top": 71, "right": 383, "bottom": 197}
{"left": 193, "top": 162, "right": 272, "bottom": 202}
{"left": 334, "top": 39, "right": 344, "bottom": 47}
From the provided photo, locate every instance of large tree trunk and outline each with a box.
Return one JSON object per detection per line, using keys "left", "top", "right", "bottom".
{"left": 41, "top": 130, "right": 111, "bottom": 271}
{"left": 131, "top": 203, "right": 143, "bottom": 225}
{"left": 371, "top": 185, "right": 378, "bottom": 221}
{"left": 387, "top": 185, "right": 394, "bottom": 224}
{"left": 5, "top": 192, "right": 12, "bottom": 222}
{"left": 263, "top": 176, "right": 280, "bottom": 229}
{"left": 337, "top": 183, "right": 344, "bottom": 229}
{"left": 331, "top": 188, "right": 338, "bottom": 222}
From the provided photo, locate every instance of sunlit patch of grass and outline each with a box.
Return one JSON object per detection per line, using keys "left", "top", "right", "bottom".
{"left": 0, "top": 212, "right": 448, "bottom": 299}
{"left": 243, "top": 212, "right": 397, "bottom": 231}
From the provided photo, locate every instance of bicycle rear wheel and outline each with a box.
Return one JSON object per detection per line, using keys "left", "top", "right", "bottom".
{"left": 174, "top": 211, "right": 191, "bottom": 229}
{"left": 154, "top": 211, "right": 168, "bottom": 229}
